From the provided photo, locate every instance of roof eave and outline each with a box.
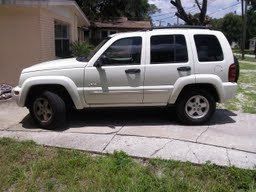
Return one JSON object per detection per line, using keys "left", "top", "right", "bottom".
{"left": 0, "top": 0, "right": 90, "bottom": 27}
{"left": 47, "top": 1, "right": 90, "bottom": 27}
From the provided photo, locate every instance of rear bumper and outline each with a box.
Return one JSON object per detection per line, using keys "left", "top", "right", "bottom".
{"left": 221, "top": 82, "right": 237, "bottom": 102}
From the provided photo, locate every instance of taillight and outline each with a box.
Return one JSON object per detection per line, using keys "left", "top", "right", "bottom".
{"left": 228, "top": 64, "right": 237, "bottom": 82}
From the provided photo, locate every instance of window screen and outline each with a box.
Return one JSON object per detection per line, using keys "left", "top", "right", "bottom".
{"left": 194, "top": 35, "right": 224, "bottom": 62}
{"left": 100, "top": 37, "right": 142, "bottom": 65}
{"left": 150, "top": 35, "right": 188, "bottom": 64}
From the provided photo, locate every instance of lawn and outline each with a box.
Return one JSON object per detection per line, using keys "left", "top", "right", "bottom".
{"left": 0, "top": 138, "right": 256, "bottom": 192}
{"left": 219, "top": 62, "right": 256, "bottom": 113}
{"left": 237, "top": 56, "right": 256, "bottom": 63}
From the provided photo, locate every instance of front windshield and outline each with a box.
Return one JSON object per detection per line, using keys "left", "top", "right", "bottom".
{"left": 76, "top": 38, "right": 110, "bottom": 62}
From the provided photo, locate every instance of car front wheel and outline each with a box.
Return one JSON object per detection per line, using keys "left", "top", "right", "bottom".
{"left": 29, "top": 91, "right": 66, "bottom": 129}
{"left": 176, "top": 90, "right": 216, "bottom": 125}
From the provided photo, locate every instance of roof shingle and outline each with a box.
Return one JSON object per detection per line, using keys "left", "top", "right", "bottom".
{"left": 92, "top": 17, "right": 151, "bottom": 30}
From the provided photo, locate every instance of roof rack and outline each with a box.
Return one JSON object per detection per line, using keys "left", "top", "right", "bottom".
{"left": 152, "top": 25, "right": 212, "bottom": 30}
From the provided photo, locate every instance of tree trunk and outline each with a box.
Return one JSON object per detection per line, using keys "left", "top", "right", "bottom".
{"left": 170, "top": 0, "right": 208, "bottom": 25}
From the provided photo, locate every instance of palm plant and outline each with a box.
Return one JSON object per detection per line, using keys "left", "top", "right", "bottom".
{"left": 70, "top": 41, "right": 94, "bottom": 57}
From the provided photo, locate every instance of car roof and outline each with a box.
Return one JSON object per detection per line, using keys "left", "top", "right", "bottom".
{"left": 109, "top": 27, "right": 218, "bottom": 38}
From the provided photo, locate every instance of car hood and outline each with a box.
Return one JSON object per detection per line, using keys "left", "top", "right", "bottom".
{"left": 22, "top": 58, "right": 87, "bottom": 73}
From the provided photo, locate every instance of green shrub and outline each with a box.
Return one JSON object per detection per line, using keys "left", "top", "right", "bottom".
{"left": 70, "top": 41, "right": 94, "bottom": 57}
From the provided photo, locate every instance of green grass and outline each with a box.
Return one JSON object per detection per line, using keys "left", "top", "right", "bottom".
{"left": 219, "top": 62, "right": 256, "bottom": 113}
{"left": 240, "top": 63, "right": 256, "bottom": 70}
{"left": 0, "top": 138, "right": 256, "bottom": 192}
{"left": 236, "top": 55, "right": 256, "bottom": 63}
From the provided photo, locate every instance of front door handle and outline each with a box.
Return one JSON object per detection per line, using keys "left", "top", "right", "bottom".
{"left": 125, "top": 69, "right": 141, "bottom": 74}
{"left": 177, "top": 66, "right": 191, "bottom": 72}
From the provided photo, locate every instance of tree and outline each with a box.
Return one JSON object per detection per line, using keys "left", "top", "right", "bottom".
{"left": 221, "top": 14, "right": 242, "bottom": 44}
{"left": 210, "top": 14, "right": 242, "bottom": 44}
{"left": 209, "top": 18, "right": 223, "bottom": 31}
{"left": 170, "top": 0, "right": 210, "bottom": 25}
{"left": 247, "top": 3, "right": 256, "bottom": 41}
{"left": 76, "top": 0, "right": 160, "bottom": 21}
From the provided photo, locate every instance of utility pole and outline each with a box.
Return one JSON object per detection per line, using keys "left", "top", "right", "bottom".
{"left": 241, "top": 0, "right": 248, "bottom": 60}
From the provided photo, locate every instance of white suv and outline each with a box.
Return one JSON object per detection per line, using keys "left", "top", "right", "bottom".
{"left": 13, "top": 27, "right": 239, "bottom": 129}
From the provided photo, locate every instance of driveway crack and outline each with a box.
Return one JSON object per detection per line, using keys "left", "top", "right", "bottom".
{"left": 196, "top": 125, "right": 210, "bottom": 143}
{"left": 150, "top": 139, "right": 173, "bottom": 157}
{"left": 102, "top": 122, "right": 126, "bottom": 152}
{"left": 226, "top": 148, "right": 231, "bottom": 166}
{"left": 188, "top": 145, "right": 200, "bottom": 164}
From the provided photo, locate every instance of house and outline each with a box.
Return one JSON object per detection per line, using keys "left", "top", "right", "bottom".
{"left": 88, "top": 17, "right": 152, "bottom": 44}
{"left": 231, "top": 41, "right": 239, "bottom": 49}
{"left": 249, "top": 37, "right": 256, "bottom": 51}
{"left": 0, "top": 0, "right": 90, "bottom": 85}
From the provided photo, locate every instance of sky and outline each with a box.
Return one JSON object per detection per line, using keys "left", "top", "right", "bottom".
{"left": 149, "top": 0, "right": 242, "bottom": 26}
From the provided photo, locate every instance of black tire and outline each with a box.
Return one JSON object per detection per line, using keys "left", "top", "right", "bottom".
{"left": 29, "top": 91, "right": 66, "bottom": 129}
{"left": 175, "top": 89, "right": 216, "bottom": 125}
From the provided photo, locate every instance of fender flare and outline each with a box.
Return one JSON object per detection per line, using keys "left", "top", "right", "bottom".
{"left": 19, "top": 76, "right": 86, "bottom": 109}
{"left": 168, "top": 74, "right": 225, "bottom": 104}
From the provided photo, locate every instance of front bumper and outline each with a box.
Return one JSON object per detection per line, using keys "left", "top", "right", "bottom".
{"left": 12, "top": 86, "right": 23, "bottom": 107}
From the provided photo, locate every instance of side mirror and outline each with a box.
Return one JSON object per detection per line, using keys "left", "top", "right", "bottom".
{"left": 94, "top": 54, "right": 108, "bottom": 68}
{"left": 94, "top": 60, "right": 103, "bottom": 68}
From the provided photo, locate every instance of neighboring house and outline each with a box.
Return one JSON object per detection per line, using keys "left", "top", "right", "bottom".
{"left": 0, "top": 0, "right": 90, "bottom": 85}
{"left": 249, "top": 37, "right": 256, "bottom": 51}
{"left": 231, "top": 41, "right": 239, "bottom": 49}
{"left": 88, "top": 17, "right": 152, "bottom": 44}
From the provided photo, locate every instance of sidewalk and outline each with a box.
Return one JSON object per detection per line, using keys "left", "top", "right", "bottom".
{"left": 1, "top": 100, "right": 256, "bottom": 170}
{"left": 234, "top": 53, "right": 255, "bottom": 58}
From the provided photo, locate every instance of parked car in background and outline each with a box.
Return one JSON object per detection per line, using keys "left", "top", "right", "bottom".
{"left": 13, "top": 27, "right": 239, "bottom": 129}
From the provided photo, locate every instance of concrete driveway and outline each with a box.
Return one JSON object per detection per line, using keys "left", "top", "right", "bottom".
{"left": 0, "top": 100, "right": 256, "bottom": 170}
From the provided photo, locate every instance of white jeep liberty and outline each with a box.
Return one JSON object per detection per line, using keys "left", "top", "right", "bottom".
{"left": 13, "top": 27, "right": 239, "bottom": 129}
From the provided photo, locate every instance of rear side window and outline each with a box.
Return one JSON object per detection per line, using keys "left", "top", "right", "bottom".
{"left": 194, "top": 35, "right": 224, "bottom": 62}
{"left": 151, "top": 35, "right": 188, "bottom": 64}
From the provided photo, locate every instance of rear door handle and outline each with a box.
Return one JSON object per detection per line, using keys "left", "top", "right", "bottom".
{"left": 177, "top": 66, "right": 191, "bottom": 72}
{"left": 125, "top": 69, "right": 141, "bottom": 74}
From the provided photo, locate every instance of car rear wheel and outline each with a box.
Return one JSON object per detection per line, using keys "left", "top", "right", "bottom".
{"left": 29, "top": 91, "right": 66, "bottom": 129}
{"left": 176, "top": 90, "right": 216, "bottom": 125}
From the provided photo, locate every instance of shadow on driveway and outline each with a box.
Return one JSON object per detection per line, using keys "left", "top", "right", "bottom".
{"left": 20, "top": 107, "right": 237, "bottom": 131}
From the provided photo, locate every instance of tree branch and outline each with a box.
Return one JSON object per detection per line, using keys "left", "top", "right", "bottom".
{"left": 170, "top": 0, "right": 190, "bottom": 24}
{"left": 170, "top": 0, "right": 208, "bottom": 25}
{"left": 195, "top": 0, "right": 202, "bottom": 11}
{"left": 199, "top": 0, "right": 207, "bottom": 23}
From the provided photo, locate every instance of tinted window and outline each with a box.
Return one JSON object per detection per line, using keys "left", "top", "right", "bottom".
{"left": 100, "top": 37, "right": 142, "bottom": 65}
{"left": 151, "top": 35, "right": 188, "bottom": 64}
{"left": 194, "top": 35, "right": 224, "bottom": 62}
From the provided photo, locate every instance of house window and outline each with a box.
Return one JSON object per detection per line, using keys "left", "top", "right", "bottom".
{"left": 84, "top": 30, "right": 90, "bottom": 39}
{"left": 55, "top": 21, "right": 70, "bottom": 58}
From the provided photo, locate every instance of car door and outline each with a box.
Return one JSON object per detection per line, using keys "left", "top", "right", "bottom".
{"left": 84, "top": 35, "right": 145, "bottom": 105}
{"left": 143, "top": 31, "right": 194, "bottom": 104}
